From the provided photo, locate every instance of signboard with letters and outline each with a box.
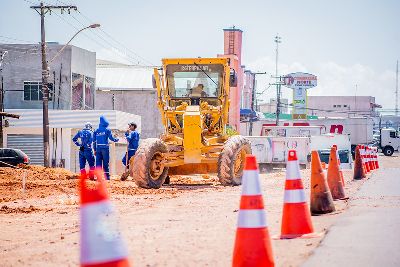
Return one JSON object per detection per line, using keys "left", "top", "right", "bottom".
{"left": 283, "top": 72, "right": 317, "bottom": 120}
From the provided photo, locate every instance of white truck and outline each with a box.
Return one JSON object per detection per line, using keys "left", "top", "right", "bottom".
{"left": 380, "top": 128, "right": 400, "bottom": 156}
{"left": 246, "top": 131, "right": 353, "bottom": 170}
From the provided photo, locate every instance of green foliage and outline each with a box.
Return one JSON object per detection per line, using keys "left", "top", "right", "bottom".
{"left": 226, "top": 125, "right": 239, "bottom": 136}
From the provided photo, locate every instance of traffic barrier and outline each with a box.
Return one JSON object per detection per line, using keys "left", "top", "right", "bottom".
{"left": 79, "top": 168, "right": 131, "bottom": 267}
{"left": 374, "top": 148, "right": 380, "bottom": 169}
{"left": 310, "top": 151, "right": 335, "bottom": 215}
{"left": 367, "top": 147, "right": 375, "bottom": 171}
{"left": 371, "top": 147, "right": 377, "bottom": 170}
{"left": 232, "top": 155, "right": 275, "bottom": 267}
{"left": 327, "top": 146, "right": 347, "bottom": 200}
{"left": 361, "top": 145, "right": 370, "bottom": 173}
{"left": 353, "top": 146, "right": 366, "bottom": 180}
{"left": 278, "top": 150, "right": 320, "bottom": 239}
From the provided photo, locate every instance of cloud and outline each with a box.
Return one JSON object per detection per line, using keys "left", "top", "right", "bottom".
{"left": 247, "top": 57, "right": 396, "bottom": 110}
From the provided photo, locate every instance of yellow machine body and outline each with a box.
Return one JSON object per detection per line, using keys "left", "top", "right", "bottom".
{"left": 152, "top": 57, "right": 232, "bottom": 173}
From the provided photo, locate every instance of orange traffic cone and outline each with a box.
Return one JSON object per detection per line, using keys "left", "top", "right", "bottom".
{"left": 80, "top": 168, "right": 131, "bottom": 267}
{"left": 278, "top": 150, "right": 320, "bottom": 239}
{"left": 332, "top": 145, "right": 345, "bottom": 186}
{"left": 327, "top": 146, "right": 347, "bottom": 200}
{"left": 353, "top": 146, "right": 366, "bottom": 180}
{"left": 232, "top": 155, "right": 275, "bottom": 267}
{"left": 310, "top": 151, "right": 335, "bottom": 215}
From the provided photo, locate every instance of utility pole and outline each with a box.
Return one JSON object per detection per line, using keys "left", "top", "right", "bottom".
{"left": 396, "top": 60, "right": 399, "bottom": 116}
{"left": 249, "top": 71, "right": 266, "bottom": 136}
{"left": 274, "top": 35, "right": 282, "bottom": 125}
{"left": 30, "top": 2, "right": 77, "bottom": 167}
{"left": 0, "top": 51, "right": 7, "bottom": 148}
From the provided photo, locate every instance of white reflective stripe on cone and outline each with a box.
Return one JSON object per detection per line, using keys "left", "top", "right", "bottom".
{"left": 237, "top": 209, "right": 267, "bottom": 228}
{"left": 285, "top": 160, "right": 301, "bottom": 180}
{"left": 80, "top": 200, "right": 128, "bottom": 264}
{"left": 241, "top": 170, "right": 262, "bottom": 196}
{"left": 284, "top": 189, "right": 307, "bottom": 203}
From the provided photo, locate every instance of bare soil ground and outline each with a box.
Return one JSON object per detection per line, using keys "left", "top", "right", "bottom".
{"left": 0, "top": 154, "right": 397, "bottom": 267}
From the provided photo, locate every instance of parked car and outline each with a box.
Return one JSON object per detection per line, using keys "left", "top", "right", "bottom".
{"left": 0, "top": 148, "right": 30, "bottom": 167}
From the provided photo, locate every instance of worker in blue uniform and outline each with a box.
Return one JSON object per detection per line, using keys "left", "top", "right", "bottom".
{"left": 93, "top": 116, "right": 119, "bottom": 180}
{"left": 122, "top": 122, "right": 140, "bottom": 168}
{"left": 72, "top": 122, "right": 95, "bottom": 178}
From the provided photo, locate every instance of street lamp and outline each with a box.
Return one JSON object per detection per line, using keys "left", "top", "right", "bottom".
{"left": 42, "top": 23, "right": 100, "bottom": 167}
{"left": 49, "top": 24, "right": 100, "bottom": 63}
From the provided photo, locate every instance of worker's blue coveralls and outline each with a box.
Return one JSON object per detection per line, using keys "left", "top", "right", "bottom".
{"left": 122, "top": 130, "right": 140, "bottom": 167}
{"left": 93, "top": 116, "right": 119, "bottom": 180}
{"left": 72, "top": 127, "right": 95, "bottom": 176}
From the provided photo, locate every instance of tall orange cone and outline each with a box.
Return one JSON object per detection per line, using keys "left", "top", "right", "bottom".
{"left": 232, "top": 155, "right": 275, "bottom": 267}
{"left": 279, "top": 150, "right": 320, "bottom": 239}
{"left": 327, "top": 146, "right": 347, "bottom": 200}
{"left": 353, "top": 146, "right": 366, "bottom": 180}
{"left": 332, "top": 145, "right": 345, "bottom": 186}
{"left": 310, "top": 151, "right": 335, "bottom": 215}
{"left": 80, "top": 168, "right": 131, "bottom": 267}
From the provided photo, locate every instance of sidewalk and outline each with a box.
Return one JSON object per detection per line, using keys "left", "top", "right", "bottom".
{"left": 303, "top": 168, "right": 400, "bottom": 267}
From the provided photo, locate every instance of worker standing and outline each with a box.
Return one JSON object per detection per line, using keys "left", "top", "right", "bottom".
{"left": 72, "top": 122, "right": 95, "bottom": 178}
{"left": 122, "top": 122, "right": 140, "bottom": 168}
{"left": 93, "top": 116, "right": 119, "bottom": 180}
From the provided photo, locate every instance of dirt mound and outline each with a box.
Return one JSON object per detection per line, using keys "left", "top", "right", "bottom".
{"left": 0, "top": 204, "right": 41, "bottom": 214}
{"left": 0, "top": 166, "right": 78, "bottom": 203}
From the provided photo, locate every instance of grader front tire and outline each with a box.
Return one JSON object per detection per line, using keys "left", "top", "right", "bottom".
{"left": 218, "top": 135, "right": 251, "bottom": 186}
{"left": 131, "top": 138, "right": 169, "bottom": 189}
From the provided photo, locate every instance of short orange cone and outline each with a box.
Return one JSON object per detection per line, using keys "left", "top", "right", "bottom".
{"left": 279, "top": 150, "right": 320, "bottom": 239}
{"left": 353, "top": 146, "right": 366, "bottom": 180}
{"left": 232, "top": 155, "right": 275, "bottom": 267}
{"left": 80, "top": 168, "right": 131, "bottom": 267}
{"left": 310, "top": 151, "right": 335, "bottom": 215}
{"left": 327, "top": 146, "right": 347, "bottom": 200}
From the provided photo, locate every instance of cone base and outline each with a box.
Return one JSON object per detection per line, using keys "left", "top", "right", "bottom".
{"left": 81, "top": 258, "right": 130, "bottom": 267}
{"left": 310, "top": 191, "right": 336, "bottom": 215}
{"left": 233, "top": 228, "right": 275, "bottom": 267}
{"left": 274, "top": 232, "right": 324, "bottom": 239}
{"left": 280, "top": 203, "right": 314, "bottom": 237}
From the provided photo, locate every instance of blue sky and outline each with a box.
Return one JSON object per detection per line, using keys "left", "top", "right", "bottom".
{"left": 1, "top": 0, "right": 399, "bottom": 110}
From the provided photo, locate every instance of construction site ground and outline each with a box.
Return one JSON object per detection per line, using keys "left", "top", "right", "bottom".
{"left": 0, "top": 155, "right": 398, "bottom": 267}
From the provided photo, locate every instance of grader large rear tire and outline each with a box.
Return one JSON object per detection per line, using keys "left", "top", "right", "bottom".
{"left": 131, "top": 138, "right": 169, "bottom": 189}
{"left": 218, "top": 135, "right": 251, "bottom": 186}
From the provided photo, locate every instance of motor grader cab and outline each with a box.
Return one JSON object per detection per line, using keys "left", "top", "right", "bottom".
{"left": 130, "top": 58, "right": 251, "bottom": 188}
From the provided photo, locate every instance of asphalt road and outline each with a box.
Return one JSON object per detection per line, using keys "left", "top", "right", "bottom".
{"left": 303, "top": 167, "right": 400, "bottom": 267}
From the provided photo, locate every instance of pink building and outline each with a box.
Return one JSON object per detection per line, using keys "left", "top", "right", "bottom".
{"left": 218, "top": 27, "right": 246, "bottom": 131}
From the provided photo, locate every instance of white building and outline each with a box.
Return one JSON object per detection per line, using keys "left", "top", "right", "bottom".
{"left": 95, "top": 60, "right": 164, "bottom": 138}
{"left": 307, "top": 96, "right": 381, "bottom": 117}
{"left": 258, "top": 98, "right": 289, "bottom": 114}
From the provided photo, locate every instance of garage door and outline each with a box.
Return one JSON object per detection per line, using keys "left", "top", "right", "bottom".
{"left": 7, "top": 134, "right": 44, "bottom": 165}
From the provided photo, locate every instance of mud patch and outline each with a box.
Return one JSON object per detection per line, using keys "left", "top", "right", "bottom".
{"left": 0, "top": 205, "right": 41, "bottom": 214}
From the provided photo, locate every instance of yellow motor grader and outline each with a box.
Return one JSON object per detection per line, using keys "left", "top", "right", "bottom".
{"left": 130, "top": 58, "right": 251, "bottom": 188}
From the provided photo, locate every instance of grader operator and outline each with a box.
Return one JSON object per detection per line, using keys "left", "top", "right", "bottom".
{"left": 130, "top": 58, "right": 251, "bottom": 188}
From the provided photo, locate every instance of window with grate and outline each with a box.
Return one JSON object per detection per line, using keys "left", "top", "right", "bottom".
{"left": 23, "top": 81, "right": 53, "bottom": 101}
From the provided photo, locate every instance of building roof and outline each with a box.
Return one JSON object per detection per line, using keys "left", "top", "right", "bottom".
{"left": 5, "top": 109, "right": 141, "bottom": 132}
{"left": 96, "top": 64, "right": 155, "bottom": 91}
